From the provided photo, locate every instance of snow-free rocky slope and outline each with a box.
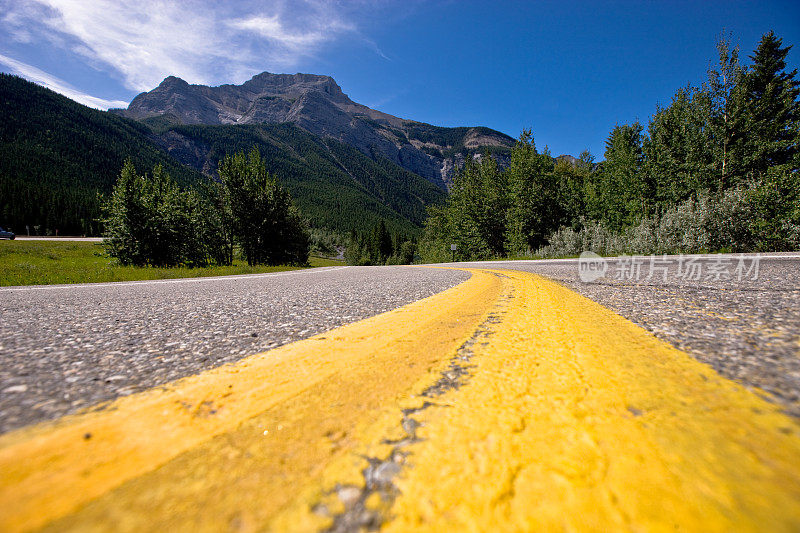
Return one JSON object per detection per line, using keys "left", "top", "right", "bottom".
{"left": 115, "top": 72, "right": 515, "bottom": 189}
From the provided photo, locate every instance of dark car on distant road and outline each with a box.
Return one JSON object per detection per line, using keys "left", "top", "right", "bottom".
{"left": 0, "top": 226, "right": 15, "bottom": 239}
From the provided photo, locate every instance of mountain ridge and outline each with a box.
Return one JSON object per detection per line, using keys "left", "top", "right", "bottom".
{"left": 0, "top": 74, "right": 444, "bottom": 236}
{"left": 113, "top": 71, "right": 516, "bottom": 189}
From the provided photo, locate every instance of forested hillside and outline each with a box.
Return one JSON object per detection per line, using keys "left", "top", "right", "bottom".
{"left": 0, "top": 74, "right": 204, "bottom": 235}
{"left": 151, "top": 123, "right": 445, "bottom": 234}
{"left": 0, "top": 75, "right": 445, "bottom": 236}
{"left": 422, "top": 32, "right": 800, "bottom": 260}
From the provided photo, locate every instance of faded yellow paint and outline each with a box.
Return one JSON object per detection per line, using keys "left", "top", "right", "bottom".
{"left": 384, "top": 270, "right": 800, "bottom": 532}
{"left": 0, "top": 269, "right": 503, "bottom": 532}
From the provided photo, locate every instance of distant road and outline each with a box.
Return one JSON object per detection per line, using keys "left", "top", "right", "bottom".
{"left": 13, "top": 236, "right": 102, "bottom": 242}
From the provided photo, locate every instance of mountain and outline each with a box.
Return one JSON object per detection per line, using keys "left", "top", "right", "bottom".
{"left": 113, "top": 72, "right": 515, "bottom": 189}
{"left": 150, "top": 122, "right": 446, "bottom": 233}
{"left": 0, "top": 73, "right": 205, "bottom": 236}
{"left": 1, "top": 72, "right": 516, "bottom": 238}
{"left": 0, "top": 74, "right": 444, "bottom": 236}
{"left": 555, "top": 154, "right": 579, "bottom": 166}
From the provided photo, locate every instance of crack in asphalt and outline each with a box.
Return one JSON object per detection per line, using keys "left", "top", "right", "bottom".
{"left": 322, "top": 271, "right": 513, "bottom": 532}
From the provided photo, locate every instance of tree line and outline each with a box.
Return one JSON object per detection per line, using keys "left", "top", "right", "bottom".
{"left": 103, "top": 148, "right": 309, "bottom": 267}
{"left": 0, "top": 73, "right": 204, "bottom": 236}
{"left": 420, "top": 31, "right": 800, "bottom": 260}
{"left": 344, "top": 220, "right": 417, "bottom": 265}
{"left": 0, "top": 74, "right": 444, "bottom": 238}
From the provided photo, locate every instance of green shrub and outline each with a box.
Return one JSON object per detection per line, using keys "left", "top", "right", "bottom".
{"left": 103, "top": 160, "right": 210, "bottom": 267}
{"left": 535, "top": 180, "right": 799, "bottom": 258}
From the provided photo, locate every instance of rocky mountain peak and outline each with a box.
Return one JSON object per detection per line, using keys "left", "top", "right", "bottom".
{"left": 159, "top": 75, "right": 189, "bottom": 88}
{"left": 123, "top": 71, "right": 357, "bottom": 125}
{"left": 117, "top": 72, "right": 516, "bottom": 190}
{"left": 245, "top": 72, "right": 341, "bottom": 92}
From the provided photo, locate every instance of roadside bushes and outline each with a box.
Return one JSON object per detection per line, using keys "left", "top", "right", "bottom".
{"left": 534, "top": 179, "right": 800, "bottom": 258}
{"left": 103, "top": 149, "right": 310, "bottom": 267}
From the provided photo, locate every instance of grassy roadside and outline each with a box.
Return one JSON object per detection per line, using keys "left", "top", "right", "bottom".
{"left": 0, "top": 240, "right": 343, "bottom": 287}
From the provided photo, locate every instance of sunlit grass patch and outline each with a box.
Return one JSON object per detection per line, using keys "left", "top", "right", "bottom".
{"left": 0, "top": 240, "right": 342, "bottom": 286}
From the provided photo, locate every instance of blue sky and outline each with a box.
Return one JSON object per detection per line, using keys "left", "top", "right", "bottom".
{"left": 1, "top": 0, "right": 798, "bottom": 158}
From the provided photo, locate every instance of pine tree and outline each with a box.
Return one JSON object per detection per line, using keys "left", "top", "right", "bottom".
{"left": 551, "top": 161, "right": 577, "bottom": 229}
{"left": 743, "top": 31, "right": 800, "bottom": 177}
{"left": 103, "top": 159, "right": 142, "bottom": 265}
{"left": 374, "top": 220, "right": 393, "bottom": 264}
{"left": 344, "top": 230, "right": 366, "bottom": 265}
{"left": 702, "top": 34, "right": 750, "bottom": 190}
{"left": 504, "top": 130, "right": 557, "bottom": 254}
{"left": 597, "top": 123, "right": 646, "bottom": 230}
{"left": 443, "top": 154, "right": 508, "bottom": 259}
{"left": 418, "top": 205, "right": 454, "bottom": 263}
{"left": 644, "top": 86, "right": 712, "bottom": 205}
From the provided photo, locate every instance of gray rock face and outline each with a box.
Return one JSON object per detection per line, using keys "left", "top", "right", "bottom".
{"left": 118, "top": 72, "right": 515, "bottom": 189}
{"left": 555, "top": 154, "right": 579, "bottom": 166}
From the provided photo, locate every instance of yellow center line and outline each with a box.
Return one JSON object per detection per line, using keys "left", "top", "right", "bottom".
{"left": 3, "top": 267, "right": 800, "bottom": 531}
{"left": 383, "top": 269, "right": 800, "bottom": 532}
{"left": 0, "top": 269, "right": 504, "bottom": 532}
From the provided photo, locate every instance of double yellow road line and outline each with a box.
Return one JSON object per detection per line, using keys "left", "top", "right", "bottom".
{"left": 1, "top": 269, "right": 799, "bottom": 531}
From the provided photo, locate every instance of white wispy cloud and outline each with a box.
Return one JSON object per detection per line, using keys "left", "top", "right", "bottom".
{"left": 0, "top": 53, "right": 129, "bottom": 109}
{"left": 228, "top": 14, "right": 352, "bottom": 49}
{"left": 1, "top": 0, "right": 363, "bottom": 93}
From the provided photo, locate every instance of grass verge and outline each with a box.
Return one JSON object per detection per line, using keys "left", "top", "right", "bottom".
{"left": 0, "top": 240, "right": 343, "bottom": 287}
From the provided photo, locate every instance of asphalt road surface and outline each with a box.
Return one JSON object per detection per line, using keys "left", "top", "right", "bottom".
{"left": 2, "top": 254, "right": 800, "bottom": 532}
{"left": 0, "top": 266, "right": 469, "bottom": 433}
{"left": 13, "top": 237, "right": 103, "bottom": 242}
{"left": 1, "top": 253, "right": 798, "bottom": 434}
{"left": 457, "top": 252, "right": 800, "bottom": 417}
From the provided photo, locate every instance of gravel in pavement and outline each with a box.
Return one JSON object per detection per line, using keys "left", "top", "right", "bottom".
{"left": 0, "top": 266, "right": 469, "bottom": 433}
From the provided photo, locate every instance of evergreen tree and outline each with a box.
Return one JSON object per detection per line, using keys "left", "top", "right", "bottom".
{"left": 103, "top": 160, "right": 143, "bottom": 265}
{"left": 418, "top": 205, "right": 455, "bottom": 263}
{"left": 702, "top": 35, "right": 750, "bottom": 190}
{"left": 597, "top": 122, "right": 646, "bottom": 230}
{"left": 553, "top": 153, "right": 591, "bottom": 229}
{"left": 373, "top": 220, "right": 394, "bottom": 263}
{"left": 644, "top": 86, "right": 712, "bottom": 205}
{"left": 103, "top": 160, "right": 208, "bottom": 267}
{"left": 504, "top": 130, "right": 557, "bottom": 254}
{"left": 198, "top": 179, "right": 235, "bottom": 266}
{"left": 395, "top": 238, "right": 417, "bottom": 264}
{"left": 448, "top": 154, "right": 508, "bottom": 259}
{"left": 743, "top": 31, "right": 800, "bottom": 177}
{"left": 343, "top": 230, "right": 364, "bottom": 265}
